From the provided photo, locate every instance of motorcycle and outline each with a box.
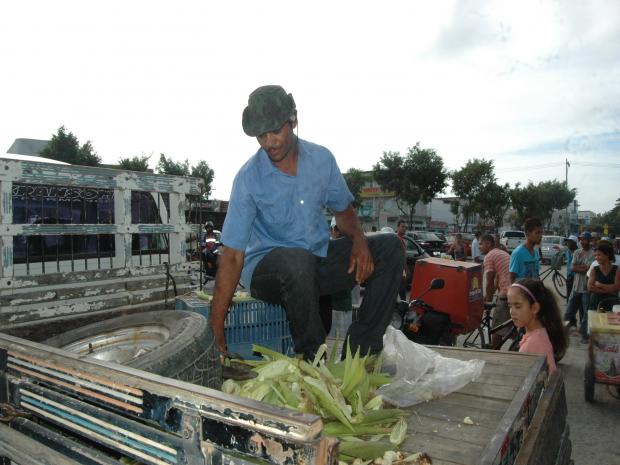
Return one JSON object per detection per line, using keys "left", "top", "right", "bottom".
{"left": 391, "top": 278, "right": 457, "bottom": 346}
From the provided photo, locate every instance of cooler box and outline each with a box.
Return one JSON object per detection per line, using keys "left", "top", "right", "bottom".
{"left": 410, "top": 257, "right": 483, "bottom": 333}
{"left": 175, "top": 294, "right": 294, "bottom": 360}
{"left": 588, "top": 311, "right": 620, "bottom": 384}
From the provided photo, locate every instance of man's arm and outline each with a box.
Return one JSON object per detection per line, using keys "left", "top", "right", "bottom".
{"left": 570, "top": 251, "right": 590, "bottom": 274}
{"left": 485, "top": 270, "right": 496, "bottom": 302}
{"left": 210, "top": 246, "right": 245, "bottom": 353}
{"left": 334, "top": 204, "right": 374, "bottom": 284}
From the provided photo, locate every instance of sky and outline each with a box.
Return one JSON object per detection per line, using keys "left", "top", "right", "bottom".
{"left": 1, "top": 0, "right": 619, "bottom": 213}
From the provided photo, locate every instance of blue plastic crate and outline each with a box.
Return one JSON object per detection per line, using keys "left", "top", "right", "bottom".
{"left": 175, "top": 294, "right": 294, "bottom": 360}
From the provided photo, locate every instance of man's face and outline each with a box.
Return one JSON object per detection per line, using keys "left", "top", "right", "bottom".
{"left": 257, "top": 121, "right": 297, "bottom": 163}
{"left": 526, "top": 227, "right": 543, "bottom": 245}
{"left": 397, "top": 222, "right": 407, "bottom": 235}
{"left": 580, "top": 237, "right": 590, "bottom": 249}
{"left": 479, "top": 239, "right": 492, "bottom": 255}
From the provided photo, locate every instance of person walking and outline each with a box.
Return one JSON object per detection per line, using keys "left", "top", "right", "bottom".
{"left": 209, "top": 85, "right": 402, "bottom": 360}
{"left": 564, "top": 232, "right": 595, "bottom": 342}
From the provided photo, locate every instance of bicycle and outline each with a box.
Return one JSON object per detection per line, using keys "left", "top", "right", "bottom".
{"left": 539, "top": 251, "right": 568, "bottom": 299}
{"left": 462, "top": 301, "right": 521, "bottom": 352}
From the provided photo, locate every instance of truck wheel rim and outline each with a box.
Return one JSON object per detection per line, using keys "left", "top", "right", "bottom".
{"left": 59, "top": 325, "right": 171, "bottom": 364}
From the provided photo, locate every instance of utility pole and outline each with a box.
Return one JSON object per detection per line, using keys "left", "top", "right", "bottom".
{"left": 565, "top": 158, "right": 570, "bottom": 236}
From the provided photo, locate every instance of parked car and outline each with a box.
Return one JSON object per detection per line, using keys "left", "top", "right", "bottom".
{"left": 540, "top": 235, "right": 566, "bottom": 264}
{"left": 402, "top": 235, "right": 430, "bottom": 286}
{"left": 499, "top": 230, "right": 526, "bottom": 253}
{"left": 407, "top": 231, "right": 445, "bottom": 256}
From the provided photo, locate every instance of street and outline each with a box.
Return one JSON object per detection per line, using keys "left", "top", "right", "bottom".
{"left": 538, "top": 265, "right": 619, "bottom": 465}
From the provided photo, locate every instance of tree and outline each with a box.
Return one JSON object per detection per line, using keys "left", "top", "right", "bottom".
{"left": 191, "top": 161, "right": 215, "bottom": 199}
{"left": 118, "top": 155, "right": 151, "bottom": 172}
{"left": 343, "top": 168, "right": 368, "bottom": 209}
{"left": 156, "top": 154, "right": 214, "bottom": 199}
{"left": 478, "top": 182, "right": 511, "bottom": 231}
{"left": 373, "top": 143, "right": 448, "bottom": 225}
{"left": 510, "top": 180, "right": 576, "bottom": 228}
{"left": 39, "top": 126, "right": 101, "bottom": 166}
{"left": 450, "top": 159, "right": 497, "bottom": 231}
{"left": 156, "top": 154, "right": 190, "bottom": 176}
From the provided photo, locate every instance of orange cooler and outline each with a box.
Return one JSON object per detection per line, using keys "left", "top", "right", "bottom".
{"left": 410, "top": 257, "right": 483, "bottom": 333}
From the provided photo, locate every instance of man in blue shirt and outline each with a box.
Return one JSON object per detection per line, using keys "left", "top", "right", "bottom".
{"left": 210, "top": 85, "right": 402, "bottom": 359}
{"left": 509, "top": 217, "right": 543, "bottom": 282}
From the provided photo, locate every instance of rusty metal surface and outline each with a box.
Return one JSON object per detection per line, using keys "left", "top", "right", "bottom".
{"left": 0, "top": 333, "right": 336, "bottom": 465}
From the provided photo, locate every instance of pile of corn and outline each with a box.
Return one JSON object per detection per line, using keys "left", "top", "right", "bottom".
{"left": 222, "top": 343, "right": 430, "bottom": 465}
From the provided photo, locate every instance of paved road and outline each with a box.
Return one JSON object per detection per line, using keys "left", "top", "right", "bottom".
{"left": 545, "top": 265, "right": 620, "bottom": 465}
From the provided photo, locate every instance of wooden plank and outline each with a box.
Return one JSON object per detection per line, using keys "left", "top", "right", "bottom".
{"left": 456, "top": 381, "right": 519, "bottom": 401}
{"left": 412, "top": 400, "right": 504, "bottom": 429}
{"left": 402, "top": 430, "right": 484, "bottom": 465}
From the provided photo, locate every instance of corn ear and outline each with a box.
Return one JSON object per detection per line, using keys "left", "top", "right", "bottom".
{"left": 389, "top": 417, "right": 408, "bottom": 446}
{"left": 312, "top": 344, "right": 327, "bottom": 367}
{"left": 364, "top": 395, "right": 383, "bottom": 411}
{"left": 357, "top": 409, "right": 408, "bottom": 426}
{"left": 303, "top": 376, "right": 354, "bottom": 431}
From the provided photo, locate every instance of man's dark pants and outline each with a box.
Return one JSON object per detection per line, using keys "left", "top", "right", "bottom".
{"left": 250, "top": 234, "right": 403, "bottom": 358}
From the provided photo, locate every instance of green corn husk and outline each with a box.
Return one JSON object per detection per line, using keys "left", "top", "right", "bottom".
{"left": 338, "top": 440, "right": 396, "bottom": 460}
{"left": 303, "top": 376, "right": 354, "bottom": 430}
{"left": 323, "top": 422, "right": 390, "bottom": 437}
{"left": 363, "top": 395, "right": 384, "bottom": 411}
{"left": 356, "top": 409, "right": 408, "bottom": 426}
{"left": 389, "top": 417, "right": 408, "bottom": 446}
{"left": 251, "top": 344, "right": 290, "bottom": 361}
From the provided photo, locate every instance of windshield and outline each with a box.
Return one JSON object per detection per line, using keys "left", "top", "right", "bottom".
{"left": 542, "top": 236, "right": 562, "bottom": 244}
{"left": 504, "top": 231, "right": 525, "bottom": 238}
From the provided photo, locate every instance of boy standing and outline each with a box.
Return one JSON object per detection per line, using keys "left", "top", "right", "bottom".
{"left": 509, "top": 218, "right": 543, "bottom": 282}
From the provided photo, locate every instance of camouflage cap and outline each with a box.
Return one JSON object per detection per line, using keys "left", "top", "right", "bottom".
{"left": 242, "top": 85, "right": 296, "bottom": 137}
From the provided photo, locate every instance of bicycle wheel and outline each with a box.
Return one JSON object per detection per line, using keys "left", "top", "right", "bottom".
{"left": 462, "top": 326, "right": 487, "bottom": 349}
{"left": 552, "top": 271, "right": 568, "bottom": 299}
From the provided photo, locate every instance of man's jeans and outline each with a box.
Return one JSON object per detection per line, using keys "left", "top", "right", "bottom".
{"left": 564, "top": 290, "right": 590, "bottom": 336}
{"left": 250, "top": 234, "right": 403, "bottom": 359}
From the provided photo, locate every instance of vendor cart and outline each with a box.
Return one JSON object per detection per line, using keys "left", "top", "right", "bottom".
{"left": 584, "top": 310, "right": 620, "bottom": 402}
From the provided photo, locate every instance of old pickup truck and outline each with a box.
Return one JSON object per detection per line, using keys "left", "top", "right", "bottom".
{"left": 0, "top": 155, "right": 572, "bottom": 465}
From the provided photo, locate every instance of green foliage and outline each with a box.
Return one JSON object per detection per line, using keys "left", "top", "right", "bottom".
{"left": 479, "top": 182, "right": 512, "bottom": 231}
{"left": 156, "top": 154, "right": 214, "bottom": 199}
{"left": 373, "top": 143, "right": 448, "bottom": 224}
{"left": 191, "top": 161, "right": 215, "bottom": 199}
{"left": 343, "top": 168, "right": 368, "bottom": 209}
{"left": 510, "top": 180, "right": 576, "bottom": 228}
{"left": 156, "top": 153, "right": 190, "bottom": 176}
{"left": 450, "top": 158, "right": 499, "bottom": 231}
{"left": 591, "top": 198, "right": 620, "bottom": 234}
{"left": 39, "top": 126, "right": 101, "bottom": 166}
{"left": 117, "top": 155, "right": 151, "bottom": 172}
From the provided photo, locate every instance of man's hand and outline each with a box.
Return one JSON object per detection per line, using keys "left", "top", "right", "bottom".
{"left": 333, "top": 205, "right": 375, "bottom": 283}
{"left": 348, "top": 233, "right": 374, "bottom": 283}
{"left": 209, "top": 246, "right": 244, "bottom": 353}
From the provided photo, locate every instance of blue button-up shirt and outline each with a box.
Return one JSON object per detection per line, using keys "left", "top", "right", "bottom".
{"left": 221, "top": 139, "right": 353, "bottom": 288}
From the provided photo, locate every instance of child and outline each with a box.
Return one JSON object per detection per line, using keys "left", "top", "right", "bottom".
{"left": 507, "top": 278, "right": 567, "bottom": 374}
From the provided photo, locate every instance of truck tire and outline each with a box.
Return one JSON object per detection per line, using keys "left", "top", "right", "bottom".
{"left": 44, "top": 311, "right": 222, "bottom": 389}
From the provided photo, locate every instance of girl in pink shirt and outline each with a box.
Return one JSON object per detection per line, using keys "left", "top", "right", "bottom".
{"left": 507, "top": 278, "right": 567, "bottom": 374}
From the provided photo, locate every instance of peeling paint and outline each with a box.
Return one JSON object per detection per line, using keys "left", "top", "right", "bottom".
{"left": 249, "top": 432, "right": 295, "bottom": 465}
{"left": 10, "top": 292, "right": 56, "bottom": 306}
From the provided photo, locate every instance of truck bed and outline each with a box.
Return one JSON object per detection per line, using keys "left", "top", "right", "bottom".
{"left": 400, "top": 346, "right": 569, "bottom": 465}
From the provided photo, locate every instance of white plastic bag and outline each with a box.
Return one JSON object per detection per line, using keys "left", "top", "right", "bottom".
{"left": 376, "top": 326, "right": 485, "bottom": 407}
